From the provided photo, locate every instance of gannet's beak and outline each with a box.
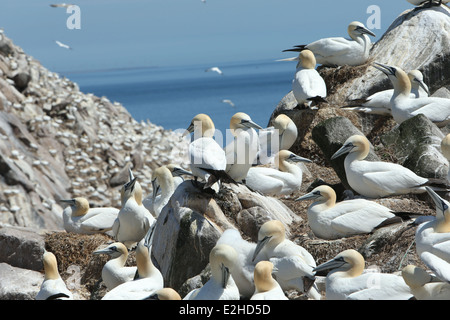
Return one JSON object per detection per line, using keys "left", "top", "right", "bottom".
{"left": 221, "top": 263, "right": 231, "bottom": 289}
{"left": 240, "top": 119, "right": 263, "bottom": 130}
{"left": 331, "top": 142, "right": 355, "bottom": 160}
{"left": 373, "top": 62, "right": 396, "bottom": 76}
{"left": 313, "top": 256, "right": 347, "bottom": 273}
{"left": 252, "top": 235, "right": 271, "bottom": 262}
{"left": 417, "top": 79, "right": 430, "bottom": 96}
{"left": 425, "top": 186, "right": 449, "bottom": 215}
{"left": 288, "top": 153, "right": 312, "bottom": 163}
{"left": 276, "top": 56, "right": 299, "bottom": 62}
{"left": 295, "top": 190, "right": 321, "bottom": 202}
{"left": 171, "top": 167, "right": 193, "bottom": 177}
{"left": 356, "top": 25, "right": 376, "bottom": 37}
{"left": 60, "top": 199, "right": 76, "bottom": 206}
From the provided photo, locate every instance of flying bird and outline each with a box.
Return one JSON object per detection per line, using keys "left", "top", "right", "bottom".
{"left": 55, "top": 40, "right": 72, "bottom": 50}
{"left": 205, "top": 67, "right": 223, "bottom": 75}
{"left": 221, "top": 99, "right": 235, "bottom": 107}
{"left": 50, "top": 3, "right": 73, "bottom": 8}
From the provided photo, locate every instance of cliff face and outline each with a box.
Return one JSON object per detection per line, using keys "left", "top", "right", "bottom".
{"left": 0, "top": 31, "right": 189, "bottom": 230}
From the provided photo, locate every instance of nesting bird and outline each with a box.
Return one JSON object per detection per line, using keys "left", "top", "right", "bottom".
{"left": 184, "top": 113, "right": 236, "bottom": 189}
{"left": 313, "top": 249, "right": 413, "bottom": 300}
{"left": 284, "top": 49, "right": 327, "bottom": 108}
{"left": 415, "top": 187, "right": 450, "bottom": 283}
{"left": 252, "top": 220, "right": 320, "bottom": 299}
{"left": 402, "top": 265, "right": 450, "bottom": 300}
{"left": 283, "top": 21, "right": 376, "bottom": 66}
{"left": 331, "top": 134, "right": 443, "bottom": 198}
{"left": 102, "top": 230, "right": 163, "bottom": 300}
{"left": 224, "top": 112, "right": 262, "bottom": 182}
{"left": 250, "top": 261, "right": 288, "bottom": 300}
{"left": 183, "top": 244, "right": 240, "bottom": 300}
{"left": 112, "top": 174, "right": 156, "bottom": 249}
{"left": 343, "top": 69, "right": 429, "bottom": 115}
{"left": 245, "top": 150, "right": 312, "bottom": 196}
{"left": 93, "top": 242, "right": 137, "bottom": 290}
{"left": 61, "top": 197, "right": 119, "bottom": 235}
{"left": 295, "top": 185, "right": 411, "bottom": 239}
{"left": 374, "top": 63, "right": 450, "bottom": 127}
{"left": 36, "top": 251, "right": 73, "bottom": 300}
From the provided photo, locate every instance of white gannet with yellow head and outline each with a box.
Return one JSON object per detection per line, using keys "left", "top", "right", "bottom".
{"left": 374, "top": 63, "right": 450, "bottom": 127}
{"left": 183, "top": 244, "right": 240, "bottom": 300}
{"left": 440, "top": 134, "right": 450, "bottom": 184}
{"left": 331, "top": 134, "right": 436, "bottom": 198}
{"left": 283, "top": 21, "right": 376, "bottom": 67}
{"left": 250, "top": 260, "right": 288, "bottom": 300}
{"left": 93, "top": 242, "right": 137, "bottom": 290}
{"left": 36, "top": 251, "right": 73, "bottom": 300}
{"left": 61, "top": 197, "right": 119, "bottom": 235}
{"left": 343, "top": 69, "right": 429, "bottom": 115}
{"left": 245, "top": 150, "right": 312, "bottom": 196}
{"left": 415, "top": 187, "right": 450, "bottom": 283}
{"left": 112, "top": 173, "right": 156, "bottom": 249}
{"left": 286, "top": 49, "right": 327, "bottom": 108}
{"left": 252, "top": 220, "right": 321, "bottom": 299}
{"left": 144, "top": 164, "right": 193, "bottom": 217}
{"left": 402, "top": 265, "right": 450, "bottom": 300}
{"left": 102, "top": 229, "right": 164, "bottom": 300}
{"left": 295, "top": 185, "right": 406, "bottom": 240}
{"left": 313, "top": 249, "right": 413, "bottom": 300}
{"left": 224, "top": 112, "right": 262, "bottom": 182}
{"left": 185, "top": 113, "right": 235, "bottom": 189}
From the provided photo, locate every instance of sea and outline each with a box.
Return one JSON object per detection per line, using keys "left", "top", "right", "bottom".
{"left": 63, "top": 59, "right": 295, "bottom": 136}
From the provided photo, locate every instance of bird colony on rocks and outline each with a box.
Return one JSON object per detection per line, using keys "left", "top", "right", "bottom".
{"left": 1, "top": 1, "right": 450, "bottom": 301}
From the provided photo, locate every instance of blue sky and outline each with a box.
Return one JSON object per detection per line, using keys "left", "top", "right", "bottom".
{"left": 0, "top": 1, "right": 412, "bottom": 73}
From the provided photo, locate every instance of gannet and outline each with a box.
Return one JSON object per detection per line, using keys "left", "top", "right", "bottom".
{"left": 216, "top": 228, "right": 258, "bottom": 298}
{"left": 102, "top": 230, "right": 164, "bottom": 300}
{"left": 245, "top": 150, "right": 312, "bottom": 196}
{"left": 224, "top": 112, "right": 262, "bottom": 182}
{"left": 205, "top": 67, "right": 223, "bottom": 75}
{"left": 36, "top": 251, "right": 73, "bottom": 300}
{"left": 343, "top": 69, "right": 429, "bottom": 115}
{"left": 183, "top": 244, "right": 240, "bottom": 300}
{"left": 144, "top": 164, "right": 193, "bottom": 217}
{"left": 313, "top": 249, "right": 413, "bottom": 300}
{"left": 50, "top": 3, "right": 73, "bottom": 8}
{"left": 402, "top": 265, "right": 450, "bottom": 300}
{"left": 283, "top": 21, "right": 376, "bottom": 67}
{"left": 251, "top": 261, "right": 288, "bottom": 300}
{"left": 143, "top": 288, "right": 182, "bottom": 300}
{"left": 415, "top": 187, "right": 450, "bottom": 282}
{"left": 290, "top": 50, "right": 327, "bottom": 108}
{"left": 252, "top": 220, "right": 320, "bottom": 299}
{"left": 93, "top": 242, "right": 137, "bottom": 290}
{"left": 184, "top": 113, "right": 236, "bottom": 189}
{"left": 258, "top": 114, "right": 298, "bottom": 163}
{"left": 441, "top": 134, "right": 450, "bottom": 183}
{"left": 295, "top": 185, "right": 411, "bottom": 239}
{"left": 61, "top": 197, "right": 119, "bottom": 235}
{"left": 222, "top": 99, "right": 235, "bottom": 108}
{"left": 374, "top": 63, "right": 450, "bottom": 127}
{"left": 331, "top": 134, "right": 440, "bottom": 198}
{"left": 55, "top": 40, "right": 72, "bottom": 50}
{"left": 112, "top": 176, "right": 156, "bottom": 248}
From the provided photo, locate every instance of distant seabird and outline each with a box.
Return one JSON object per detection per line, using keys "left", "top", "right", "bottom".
{"left": 205, "top": 67, "right": 223, "bottom": 75}
{"left": 55, "top": 40, "right": 72, "bottom": 50}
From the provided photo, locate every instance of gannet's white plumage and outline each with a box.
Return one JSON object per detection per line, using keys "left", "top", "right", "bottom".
{"left": 143, "top": 164, "right": 193, "bottom": 217}
{"left": 314, "top": 249, "right": 413, "bottom": 300}
{"left": 216, "top": 228, "right": 257, "bottom": 298}
{"left": 258, "top": 114, "right": 298, "bottom": 163}
{"left": 252, "top": 220, "right": 320, "bottom": 299}
{"left": 407, "top": 0, "right": 450, "bottom": 6}
{"left": 296, "top": 185, "right": 401, "bottom": 239}
{"left": 112, "top": 175, "right": 156, "bottom": 248}
{"left": 224, "top": 112, "right": 262, "bottom": 182}
{"left": 331, "top": 134, "right": 432, "bottom": 198}
{"left": 290, "top": 50, "right": 327, "bottom": 107}
{"left": 374, "top": 63, "right": 450, "bottom": 127}
{"left": 440, "top": 134, "right": 450, "bottom": 184}
{"left": 102, "top": 230, "right": 163, "bottom": 300}
{"left": 185, "top": 113, "right": 234, "bottom": 189}
{"left": 415, "top": 187, "right": 450, "bottom": 282}
{"left": 402, "top": 265, "right": 450, "bottom": 300}
{"left": 36, "top": 251, "right": 73, "bottom": 300}
{"left": 245, "top": 150, "right": 312, "bottom": 196}
{"left": 343, "top": 70, "right": 429, "bottom": 115}
{"left": 93, "top": 242, "right": 137, "bottom": 290}
{"left": 283, "top": 21, "right": 376, "bottom": 66}
{"left": 61, "top": 197, "right": 119, "bottom": 235}
{"left": 183, "top": 244, "right": 240, "bottom": 300}
{"left": 251, "top": 261, "right": 288, "bottom": 300}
